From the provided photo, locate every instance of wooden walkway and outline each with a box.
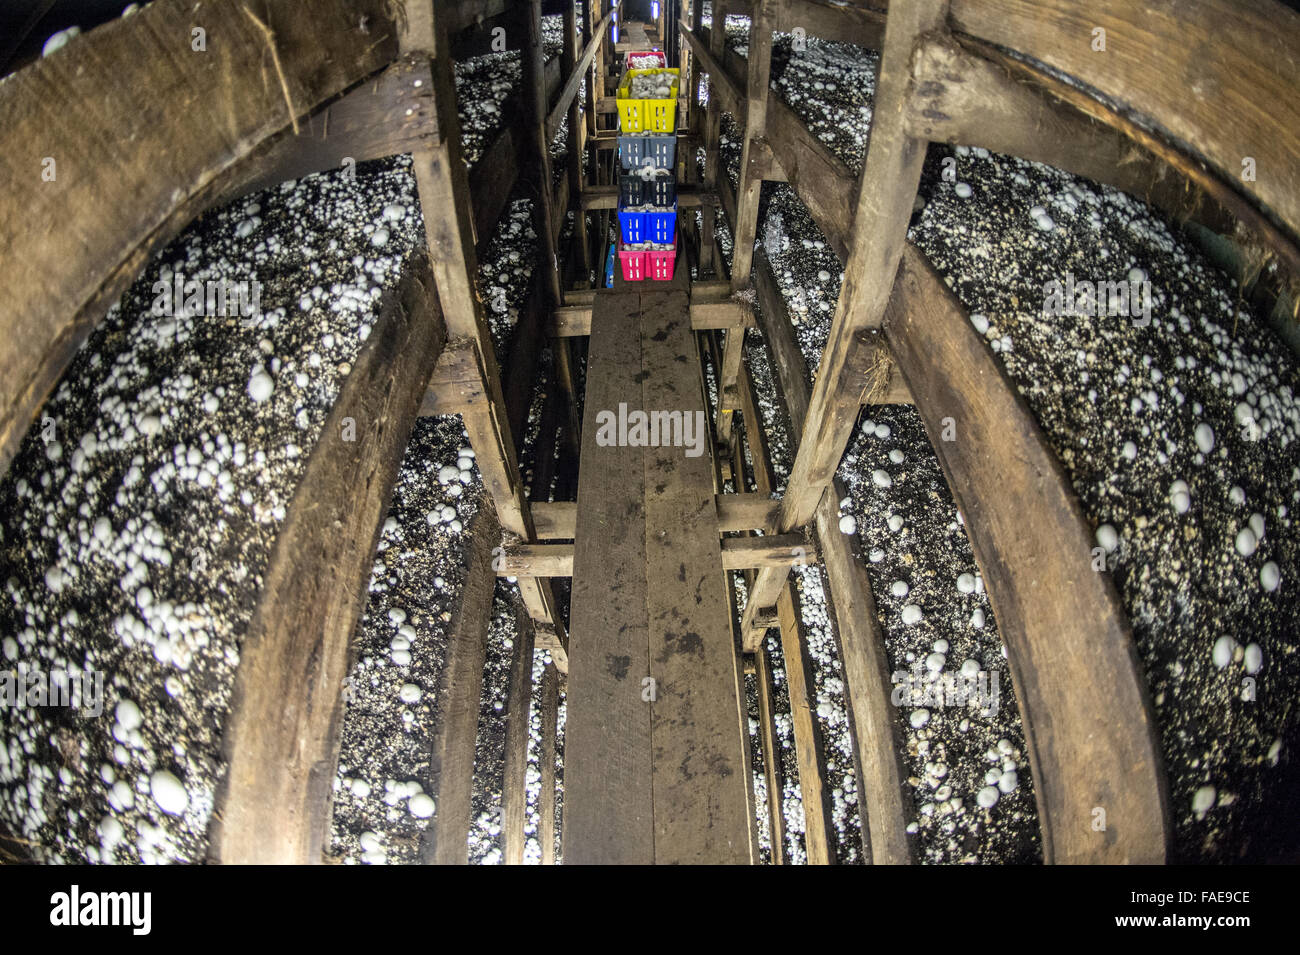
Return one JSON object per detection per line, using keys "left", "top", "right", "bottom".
{"left": 563, "top": 267, "right": 756, "bottom": 864}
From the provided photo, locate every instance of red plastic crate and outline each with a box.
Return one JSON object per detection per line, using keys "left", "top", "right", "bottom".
{"left": 648, "top": 233, "right": 678, "bottom": 281}
{"left": 618, "top": 244, "right": 646, "bottom": 281}
{"left": 625, "top": 50, "right": 667, "bottom": 69}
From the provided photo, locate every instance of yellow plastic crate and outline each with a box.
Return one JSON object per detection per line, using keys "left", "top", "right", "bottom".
{"left": 617, "top": 68, "right": 680, "bottom": 133}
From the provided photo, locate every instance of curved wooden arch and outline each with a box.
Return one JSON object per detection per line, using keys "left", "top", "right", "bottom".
{"left": 883, "top": 244, "right": 1170, "bottom": 862}
{"left": 0, "top": 0, "right": 400, "bottom": 479}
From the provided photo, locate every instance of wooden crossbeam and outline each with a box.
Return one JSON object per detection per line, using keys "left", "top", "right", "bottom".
{"left": 0, "top": 0, "right": 399, "bottom": 480}
{"left": 497, "top": 532, "right": 811, "bottom": 577}
{"left": 211, "top": 252, "right": 446, "bottom": 864}
{"left": 550, "top": 299, "right": 755, "bottom": 335}
{"left": 884, "top": 244, "right": 1168, "bottom": 863}
{"left": 532, "top": 493, "right": 780, "bottom": 539}
{"left": 579, "top": 184, "right": 713, "bottom": 210}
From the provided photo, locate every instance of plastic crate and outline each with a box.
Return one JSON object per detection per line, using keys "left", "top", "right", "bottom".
{"left": 619, "top": 172, "right": 676, "bottom": 207}
{"left": 618, "top": 202, "right": 677, "bottom": 245}
{"left": 617, "top": 243, "right": 646, "bottom": 282}
{"left": 618, "top": 134, "right": 676, "bottom": 172}
{"left": 617, "top": 205, "right": 646, "bottom": 244}
{"left": 625, "top": 50, "right": 667, "bottom": 70}
{"left": 617, "top": 68, "right": 680, "bottom": 133}
{"left": 648, "top": 235, "right": 678, "bottom": 281}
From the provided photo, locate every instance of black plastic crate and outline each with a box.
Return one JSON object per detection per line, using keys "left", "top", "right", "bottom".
{"left": 619, "top": 172, "right": 677, "bottom": 207}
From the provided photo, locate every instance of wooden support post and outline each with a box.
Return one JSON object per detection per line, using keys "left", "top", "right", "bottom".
{"left": 752, "top": 247, "right": 915, "bottom": 865}
{"left": 539, "top": 663, "right": 560, "bottom": 865}
{"left": 211, "top": 253, "right": 446, "bottom": 864}
{"left": 730, "top": 0, "right": 776, "bottom": 290}
{"left": 423, "top": 507, "right": 500, "bottom": 865}
{"left": 405, "top": 2, "right": 569, "bottom": 671}
{"left": 754, "top": 644, "right": 786, "bottom": 864}
{"left": 776, "top": 0, "right": 948, "bottom": 534}
{"left": 698, "top": 2, "right": 729, "bottom": 276}
{"left": 526, "top": 0, "right": 565, "bottom": 307}
{"left": 501, "top": 604, "right": 537, "bottom": 866}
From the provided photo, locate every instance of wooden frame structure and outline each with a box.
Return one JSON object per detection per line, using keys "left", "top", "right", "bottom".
{"left": 2, "top": 0, "right": 1299, "bottom": 865}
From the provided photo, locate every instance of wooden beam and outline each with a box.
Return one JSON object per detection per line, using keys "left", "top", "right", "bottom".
{"left": 501, "top": 603, "right": 537, "bottom": 866}
{"left": 218, "top": 55, "right": 439, "bottom": 204}
{"left": 0, "top": 0, "right": 399, "bottom": 480}
{"left": 211, "top": 252, "right": 445, "bottom": 864}
{"left": 774, "top": 0, "right": 947, "bottom": 539}
{"left": 905, "top": 34, "right": 1237, "bottom": 236}
{"left": 550, "top": 299, "right": 755, "bottom": 335}
{"left": 533, "top": 493, "right": 781, "bottom": 539}
{"left": 884, "top": 243, "right": 1168, "bottom": 863}
{"left": 731, "top": 0, "right": 777, "bottom": 289}
{"left": 546, "top": 7, "right": 616, "bottom": 142}
{"left": 405, "top": 3, "right": 570, "bottom": 662}
{"left": 526, "top": 0, "right": 565, "bottom": 308}
{"left": 579, "top": 184, "right": 712, "bottom": 209}
{"left": 538, "top": 663, "right": 560, "bottom": 865}
{"left": 498, "top": 533, "right": 810, "bottom": 577}
{"left": 422, "top": 507, "right": 499, "bottom": 865}
{"left": 754, "top": 646, "right": 787, "bottom": 864}
{"left": 948, "top": 0, "right": 1300, "bottom": 256}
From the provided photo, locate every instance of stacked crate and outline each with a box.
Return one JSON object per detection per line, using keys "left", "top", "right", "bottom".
{"left": 614, "top": 50, "right": 678, "bottom": 282}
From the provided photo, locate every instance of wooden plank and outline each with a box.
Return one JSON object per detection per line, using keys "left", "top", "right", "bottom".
{"left": 501, "top": 604, "right": 537, "bottom": 866}
{"left": 211, "top": 252, "right": 445, "bottom": 864}
{"left": 538, "top": 663, "right": 560, "bottom": 865}
{"left": 422, "top": 507, "right": 500, "bottom": 865}
{"left": 640, "top": 286, "right": 756, "bottom": 864}
{"left": 883, "top": 243, "right": 1168, "bottom": 863}
{"left": 751, "top": 251, "right": 915, "bottom": 866}
{"left": 218, "top": 55, "right": 439, "bottom": 204}
{"left": 948, "top": 0, "right": 1300, "bottom": 252}
{"left": 562, "top": 290, "right": 655, "bottom": 865}
{"left": 0, "top": 0, "right": 399, "bottom": 480}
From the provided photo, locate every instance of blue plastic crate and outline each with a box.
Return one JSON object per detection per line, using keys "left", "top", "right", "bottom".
{"left": 618, "top": 206, "right": 646, "bottom": 244}
{"left": 604, "top": 240, "right": 616, "bottom": 288}
{"left": 646, "top": 204, "right": 677, "bottom": 244}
